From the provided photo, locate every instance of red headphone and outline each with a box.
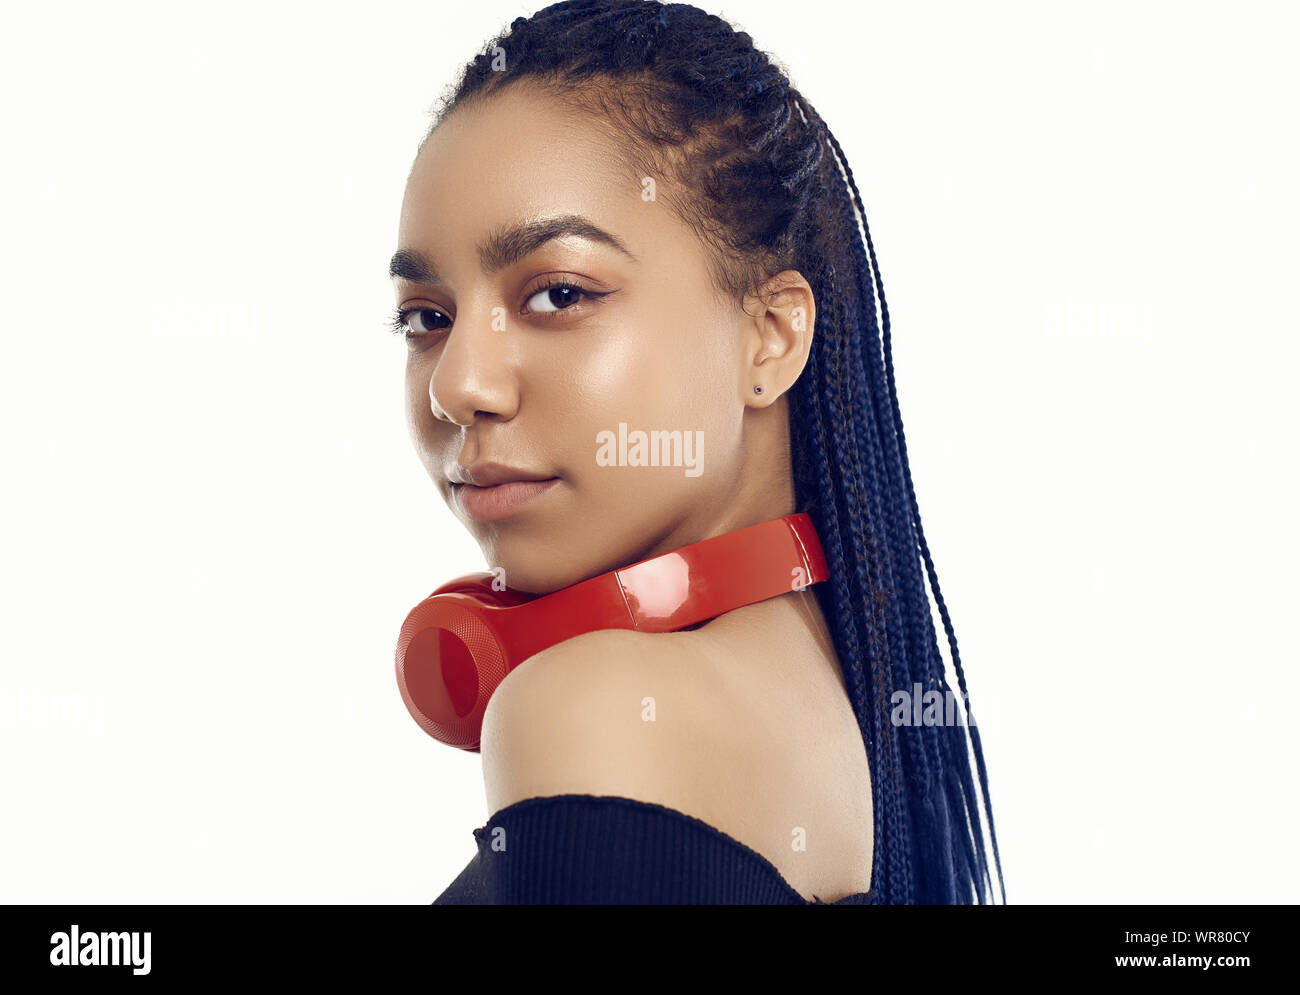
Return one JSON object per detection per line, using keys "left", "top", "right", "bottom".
{"left": 395, "top": 512, "right": 829, "bottom": 751}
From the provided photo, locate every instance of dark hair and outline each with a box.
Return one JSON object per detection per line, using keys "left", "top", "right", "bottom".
{"left": 419, "top": 0, "right": 1005, "bottom": 904}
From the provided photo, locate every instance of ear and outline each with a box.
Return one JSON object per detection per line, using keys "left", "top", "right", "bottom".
{"left": 739, "top": 270, "right": 816, "bottom": 407}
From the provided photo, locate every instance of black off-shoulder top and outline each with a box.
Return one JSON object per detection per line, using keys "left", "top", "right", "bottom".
{"left": 433, "top": 793, "right": 875, "bottom": 905}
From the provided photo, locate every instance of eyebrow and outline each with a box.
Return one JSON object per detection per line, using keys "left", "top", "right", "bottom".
{"left": 389, "top": 214, "right": 637, "bottom": 283}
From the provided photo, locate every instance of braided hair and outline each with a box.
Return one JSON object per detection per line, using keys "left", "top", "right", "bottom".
{"left": 419, "top": 0, "right": 1005, "bottom": 904}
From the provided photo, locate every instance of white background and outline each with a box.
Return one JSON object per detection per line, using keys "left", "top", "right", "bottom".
{"left": 2, "top": 0, "right": 1296, "bottom": 904}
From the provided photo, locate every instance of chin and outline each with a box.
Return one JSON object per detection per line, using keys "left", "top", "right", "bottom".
{"left": 485, "top": 562, "right": 577, "bottom": 597}
{"left": 467, "top": 532, "right": 579, "bottom": 595}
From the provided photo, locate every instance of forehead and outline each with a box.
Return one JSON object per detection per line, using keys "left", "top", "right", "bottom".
{"left": 398, "top": 85, "right": 638, "bottom": 245}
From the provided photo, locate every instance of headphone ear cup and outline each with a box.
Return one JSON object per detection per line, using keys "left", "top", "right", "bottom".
{"left": 395, "top": 592, "right": 512, "bottom": 751}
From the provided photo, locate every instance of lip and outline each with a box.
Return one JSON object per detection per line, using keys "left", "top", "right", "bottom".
{"left": 452, "top": 478, "right": 560, "bottom": 523}
{"left": 446, "top": 460, "right": 555, "bottom": 488}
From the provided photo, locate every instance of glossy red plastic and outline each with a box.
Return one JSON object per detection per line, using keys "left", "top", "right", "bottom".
{"left": 395, "top": 512, "right": 829, "bottom": 751}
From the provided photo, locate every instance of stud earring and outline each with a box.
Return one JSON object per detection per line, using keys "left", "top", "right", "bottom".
{"left": 754, "top": 385, "right": 763, "bottom": 394}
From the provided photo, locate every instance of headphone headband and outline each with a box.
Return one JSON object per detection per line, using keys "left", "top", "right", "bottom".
{"left": 396, "top": 512, "right": 828, "bottom": 751}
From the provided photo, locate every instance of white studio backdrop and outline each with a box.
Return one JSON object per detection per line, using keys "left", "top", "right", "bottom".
{"left": 1, "top": 0, "right": 1296, "bottom": 903}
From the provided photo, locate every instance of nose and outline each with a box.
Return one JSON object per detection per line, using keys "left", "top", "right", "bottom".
{"left": 428, "top": 307, "right": 520, "bottom": 426}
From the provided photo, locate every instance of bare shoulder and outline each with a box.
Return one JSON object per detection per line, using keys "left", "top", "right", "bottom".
{"left": 479, "top": 627, "right": 729, "bottom": 814}
{"left": 478, "top": 624, "right": 873, "bottom": 901}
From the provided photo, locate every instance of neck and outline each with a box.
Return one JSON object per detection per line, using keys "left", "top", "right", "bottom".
{"left": 694, "top": 583, "right": 844, "bottom": 691}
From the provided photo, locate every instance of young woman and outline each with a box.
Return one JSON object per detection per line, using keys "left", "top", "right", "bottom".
{"left": 389, "top": 0, "right": 1005, "bottom": 904}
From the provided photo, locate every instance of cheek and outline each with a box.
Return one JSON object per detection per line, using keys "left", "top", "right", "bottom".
{"left": 560, "top": 330, "right": 696, "bottom": 441}
{"left": 547, "top": 325, "right": 739, "bottom": 490}
{"left": 403, "top": 359, "right": 445, "bottom": 463}
{"left": 403, "top": 364, "right": 427, "bottom": 433}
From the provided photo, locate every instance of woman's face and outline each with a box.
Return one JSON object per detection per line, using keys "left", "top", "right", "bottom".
{"left": 392, "top": 84, "right": 808, "bottom": 593}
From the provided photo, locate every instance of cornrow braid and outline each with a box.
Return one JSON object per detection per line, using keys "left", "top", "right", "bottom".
{"left": 419, "top": 0, "right": 1005, "bottom": 904}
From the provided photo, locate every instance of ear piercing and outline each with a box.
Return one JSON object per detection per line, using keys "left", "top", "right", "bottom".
{"left": 754, "top": 385, "right": 763, "bottom": 394}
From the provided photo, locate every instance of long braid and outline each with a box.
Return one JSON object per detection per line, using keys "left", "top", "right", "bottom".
{"left": 803, "top": 111, "right": 929, "bottom": 901}
{"left": 820, "top": 122, "right": 958, "bottom": 900}
{"left": 824, "top": 120, "right": 1006, "bottom": 902}
{"left": 792, "top": 258, "right": 910, "bottom": 904}
{"left": 818, "top": 258, "right": 915, "bottom": 903}
{"left": 423, "top": 0, "right": 1005, "bottom": 904}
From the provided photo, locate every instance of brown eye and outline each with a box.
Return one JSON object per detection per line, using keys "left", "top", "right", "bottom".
{"left": 390, "top": 306, "right": 451, "bottom": 338}
{"left": 524, "top": 282, "right": 587, "bottom": 313}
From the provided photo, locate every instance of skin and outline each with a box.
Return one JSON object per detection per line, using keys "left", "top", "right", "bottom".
{"left": 392, "top": 82, "right": 873, "bottom": 901}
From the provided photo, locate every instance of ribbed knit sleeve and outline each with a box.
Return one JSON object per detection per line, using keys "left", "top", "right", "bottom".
{"left": 432, "top": 793, "right": 874, "bottom": 905}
